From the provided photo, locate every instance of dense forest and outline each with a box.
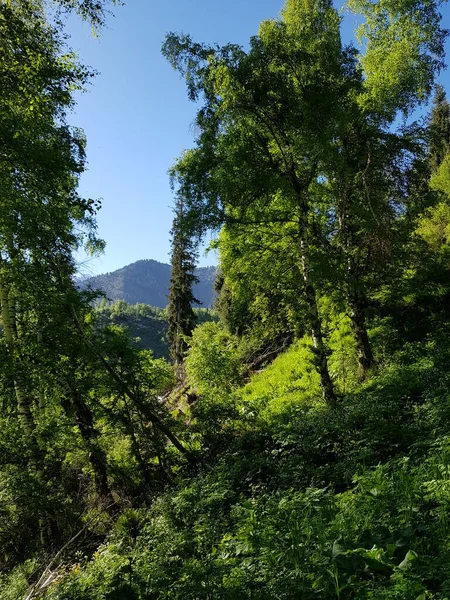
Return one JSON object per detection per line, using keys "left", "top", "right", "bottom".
{"left": 3, "top": 0, "right": 450, "bottom": 598}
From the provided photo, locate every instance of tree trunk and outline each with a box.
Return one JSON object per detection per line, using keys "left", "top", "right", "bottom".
{"left": 347, "top": 286, "right": 374, "bottom": 375}
{"left": 344, "top": 231, "right": 375, "bottom": 376}
{"left": 295, "top": 192, "right": 337, "bottom": 406}
{"left": 49, "top": 260, "right": 196, "bottom": 465}
{"left": 0, "top": 278, "right": 50, "bottom": 544}
{"left": 300, "top": 245, "right": 337, "bottom": 405}
{"left": 59, "top": 377, "right": 112, "bottom": 499}
{"left": 338, "top": 190, "right": 375, "bottom": 377}
{"left": 0, "top": 281, "right": 37, "bottom": 439}
{"left": 72, "top": 397, "right": 111, "bottom": 498}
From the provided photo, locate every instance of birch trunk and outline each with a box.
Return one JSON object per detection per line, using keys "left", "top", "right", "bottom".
{"left": 338, "top": 194, "right": 375, "bottom": 376}
{"left": 0, "top": 281, "right": 36, "bottom": 438}
{"left": 296, "top": 192, "right": 337, "bottom": 406}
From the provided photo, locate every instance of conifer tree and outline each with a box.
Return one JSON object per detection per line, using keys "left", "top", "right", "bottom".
{"left": 167, "top": 198, "right": 199, "bottom": 366}
{"left": 429, "top": 85, "right": 450, "bottom": 172}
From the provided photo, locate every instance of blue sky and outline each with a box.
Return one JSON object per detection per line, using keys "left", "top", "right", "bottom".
{"left": 67, "top": 0, "right": 450, "bottom": 276}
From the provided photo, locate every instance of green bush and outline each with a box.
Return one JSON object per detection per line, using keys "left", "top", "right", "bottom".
{"left": 186, "top": 322, "right": 244, "bottom": 397}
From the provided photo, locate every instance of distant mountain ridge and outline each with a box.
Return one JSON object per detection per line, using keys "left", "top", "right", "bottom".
{"left": 79, "top": 259, "right": 216, "bottom": 308}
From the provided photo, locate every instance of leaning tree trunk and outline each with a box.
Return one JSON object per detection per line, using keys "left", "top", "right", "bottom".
{"left": 70, "top": 306, "right": 197, "bottom": 464}
{"left": 296, "top": 193, "right": 337, "bottom": 406}
{"left": 59, "top": 377, "right": 112, "bottom": 500}
{"left": 48, "top": 257, "right": 196, "bottom": 465}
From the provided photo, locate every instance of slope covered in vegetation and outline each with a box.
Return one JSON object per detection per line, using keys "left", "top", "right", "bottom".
{"left": 7, "top": 322, "right": 450, "bottom": 599}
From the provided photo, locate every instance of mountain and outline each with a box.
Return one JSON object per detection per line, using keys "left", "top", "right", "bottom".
{"left": 79, "top": 259, "right": 216, "bottom": 308}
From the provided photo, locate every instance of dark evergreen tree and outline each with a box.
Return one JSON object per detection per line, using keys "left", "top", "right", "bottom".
{"left": 428, "top": 85, "right": 450, "bottom": 172}
{"left": 168, "top": 198, "right": 199, "bottom": 365}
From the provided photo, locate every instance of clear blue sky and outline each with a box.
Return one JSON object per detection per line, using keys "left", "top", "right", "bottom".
{"left": 67, "top": 0, "right": 450, "bottom": 276}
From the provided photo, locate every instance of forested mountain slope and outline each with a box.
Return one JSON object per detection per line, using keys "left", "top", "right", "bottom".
{"left": 94, "top": 300, "right": 216, "bottom": 359}
{"left": 79, "top": 259, "right": 216, "bottom": 308}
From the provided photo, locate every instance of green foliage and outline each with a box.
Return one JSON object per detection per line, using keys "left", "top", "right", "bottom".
{"left": 94, "top": 300, "right": 217, "bottom": 360}
{"left": 186, "top": 322, "right": 243, "bottom": 397}
{"left": 347, "top": 0, "right": 447, "bottom": 119}
{"left": 30, "top": 327, "right": 450, "bottom": 600}
{"left": 52, "top": 0, "right": 123, "bottom": 29}
{"left": 215, "top": 223, "right": 304, "bottom": 340}
{"left": 327, "top": 313, "right": 360, "bottom": 394}
{"left": 4, "top": 0, "right": 450, "bottom": 598}
{"left": 416, "top": 201, "right": 450, "bottom": 254}
{"left": 238, "top": 337, "right": 321, "bottom": 418}
{"left": 430, "top": 153, "right": 450, "bottom": 197}
{"left": 95, "top": 300, "right": 171, "bottom": 358}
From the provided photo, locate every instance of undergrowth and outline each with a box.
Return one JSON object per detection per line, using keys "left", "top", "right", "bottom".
{"left": 3, "top": 324, "right": 450, "bottom": 599}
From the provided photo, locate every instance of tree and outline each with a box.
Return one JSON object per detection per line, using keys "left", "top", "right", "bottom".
{"left": 214, "top": 210, "right": 305, "bottom": 344}
{"left": 167, "top": 198, "right": 199, "bottom": 366}
{"left": 323, "top": 120, "right": 410, "bottom": 374}
{"left": 0, "top": 0, "right": 93, "bottom": 458}
{"left": 0, "top": 0, "right": 194, "bottom": 520}
{"left": 347, "top": 0, "right": 448, "bottom": 121}
{"left": 165, "top": 0, "right": 361, "bottom": 404}
{"left": 428, "top": 85, "right": 450, "bottom": 173}
{"left": 322, "top": 0, "right": 449, "bottom": 374}
{"left": 414, "top": 88, "right": 450, "bottom": 264}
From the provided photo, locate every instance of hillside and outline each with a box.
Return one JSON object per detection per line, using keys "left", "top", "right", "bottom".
{"left": 12, "top": 327, "right": 450, "bottom": 599}
{"left": 80, "top": 259, "right": 216, "bottom": 308}
{"left": 94, "top": 300, "right": 217, "bottom": 359}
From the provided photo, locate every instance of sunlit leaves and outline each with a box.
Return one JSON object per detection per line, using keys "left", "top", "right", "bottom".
{"left": 347, "top": 0, "right": 448, "bottom": 119}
